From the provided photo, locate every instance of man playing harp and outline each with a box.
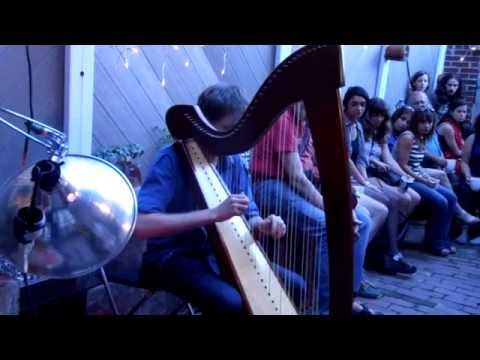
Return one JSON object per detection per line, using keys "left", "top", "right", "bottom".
{"left": 133, "top": 84, "right": 306, "bottom": 314}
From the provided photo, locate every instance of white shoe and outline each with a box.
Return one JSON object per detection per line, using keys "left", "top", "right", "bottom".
{"left": 470, "top": 236, "right": 480, "bottom": 245}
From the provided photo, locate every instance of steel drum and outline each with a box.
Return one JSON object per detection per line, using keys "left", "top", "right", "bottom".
{"left": 0, "top": 154, "right": 137, "bottom": 279}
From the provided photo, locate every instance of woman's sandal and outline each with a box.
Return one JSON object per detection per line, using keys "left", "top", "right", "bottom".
{"left": 352, "top": 303, "right": 383, "bottom": 316}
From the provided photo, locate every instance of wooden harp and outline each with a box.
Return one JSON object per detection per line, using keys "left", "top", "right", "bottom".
{"left": 166, "top": 45, "right": 353, "bottom": 315}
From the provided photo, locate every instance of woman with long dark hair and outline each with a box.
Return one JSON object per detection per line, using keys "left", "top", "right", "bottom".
{"left": 395, "top": 110, "right": 458, "bottom": 257}
{"left": 432, "top": 73, "right": 464, "bottom": 116}
{"left": 388, "top": 105, "right": 414, "bottom": 152}
{"left": 437, "top": 98, "right": 469, "bottom": 177}
{"left": 362, "top": 98, "right": 420, "bottom": 274}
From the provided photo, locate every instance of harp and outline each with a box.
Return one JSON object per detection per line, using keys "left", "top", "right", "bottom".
{"left": 166, "top": 45, "right": 354, "bottom": 315}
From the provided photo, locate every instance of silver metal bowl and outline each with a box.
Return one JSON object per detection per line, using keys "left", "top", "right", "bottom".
{"left": 0, "top": 154, "right": 137, "bottom": 279}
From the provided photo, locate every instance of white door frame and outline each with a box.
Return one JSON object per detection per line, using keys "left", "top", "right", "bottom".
{"left": 64, "top": 45, "right": 95, "bottom": 155}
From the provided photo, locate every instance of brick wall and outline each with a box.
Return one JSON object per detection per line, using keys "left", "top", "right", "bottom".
{"left": 443, "top": 45, "right": 480, "bottom": 113}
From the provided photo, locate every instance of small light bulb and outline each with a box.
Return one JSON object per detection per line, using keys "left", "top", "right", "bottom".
{"left": 363, "top": 45, "right": 368, "bottom": 50}
{"left": 460, "top": 56, "right": 465, "bottom": 62}
{"left": 221, "top": 68, "right": 225, "bottom": 76}
{"left": 124, "top": 59, "right": 129, "bottom": 68}
{"left": 172, "top": 45, "right": 180, "bottom": 51}
{"left": 131, "top": 47, "right": 139, "bottom": 54}
{"left": 161, "top": 62, "right": 166, "bottom": 87}
{"left": 184, "top": 60, "right": 190, "bottom": 67}
{"left": 471, "top": 46, "right": 477, "bottom": 51}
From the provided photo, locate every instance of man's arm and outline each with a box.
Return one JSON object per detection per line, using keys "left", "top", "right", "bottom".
{"left": 282, "top": 151, "right": 324, "bottom": 209}
{"left": 134, "top": 194, "right": 249, "bottom": 240}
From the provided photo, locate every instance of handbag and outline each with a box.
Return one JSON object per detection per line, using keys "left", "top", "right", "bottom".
{"left": 367, "top": 165, "right": 403, "bottom": 186}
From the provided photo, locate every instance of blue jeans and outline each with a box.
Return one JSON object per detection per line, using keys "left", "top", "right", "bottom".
{"left": 141, "top": 251, "right": 306, "bottom": 315}
{"left": 253, "top": 179, "right": 371, "bottom": 314}
{"left": 409, "top": 182, "right": 457, "bottom": 251}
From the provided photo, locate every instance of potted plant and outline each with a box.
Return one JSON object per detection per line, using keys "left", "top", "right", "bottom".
{"left": 95, "top": 144, "right": 145, "bottom": 189}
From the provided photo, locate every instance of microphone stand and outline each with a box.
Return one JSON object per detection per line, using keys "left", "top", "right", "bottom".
{"left": 0, "top": 107, "right": 120, "bottom": 316}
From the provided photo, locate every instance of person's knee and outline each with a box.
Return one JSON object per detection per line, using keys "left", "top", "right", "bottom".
{"left": 215, "top": 290, "right": 245, "bottom": 314}
{"left": 375, "top": 202, "right": 389, "bottom": 222}
{"left": 445, "top": 190, "right": 457, "bottom": 208}
{"left": 411, "top": 190, "right": 422, "bottom": 208}
{"left": 431, "top": 196, "right": 449, "bottom": 213}
{"left": 355, "top": 206, "right": 372, "bottom": 234}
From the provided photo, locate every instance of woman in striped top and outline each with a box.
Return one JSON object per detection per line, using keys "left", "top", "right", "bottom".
{"left": 395, "top": 110, "right": 458, "bottom": 257}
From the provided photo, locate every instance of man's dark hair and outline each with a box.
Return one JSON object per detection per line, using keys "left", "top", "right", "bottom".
{"left": 342, "top": 86, "right": 370, "bottom": 110}
{"left": 197, "top": 84, "right": 248, "bottom": 125}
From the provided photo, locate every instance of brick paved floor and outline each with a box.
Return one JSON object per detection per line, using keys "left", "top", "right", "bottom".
{"left": 86, "top": 242, "right": 480, "bottom": 315}
{"left": 359, "top": 244, "right": 480, "bottom": 315}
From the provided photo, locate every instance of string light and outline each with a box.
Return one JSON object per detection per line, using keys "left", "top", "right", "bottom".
{"left": 220, "top": 51, "right": 227, "bottom": 76}
{"left": 459, "top": 45, "right": 479, "bottom": 63}
{"left": 116, "top": 45, "right": 225, "bottom": 89}
{"left": 119, "top": 46, "right": 140, "bottom": 70}
{"left": 161, "top": 62, "right": 166, "bottom": 87}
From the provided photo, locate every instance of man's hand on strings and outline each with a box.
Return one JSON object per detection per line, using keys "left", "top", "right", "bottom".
{"left": 256, "top": 215, "right": 286, "bottom": 240}
{"left": 212, "top": 193, "right": 249, "bottom": 222}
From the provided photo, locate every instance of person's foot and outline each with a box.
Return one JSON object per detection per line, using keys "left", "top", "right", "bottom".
{"left": 470, "top": 236, "right": 480, "bottom": 245}
{"left": 457, "top": 209, "right": 480, "bottom": 225}
{"left": 426, "top": 247, "right": 450, "bottom": 257}
{"left": 352, "top": 302, "right": 382, "bottom": 316}
{"left": 453, "top": 230, "right": 469, "bottom": 244}
{"left": 384, "top": 254, "right": 417, "bottom": 275}
{"left": 354, "top": 281, "right": 382, "bottom": 299}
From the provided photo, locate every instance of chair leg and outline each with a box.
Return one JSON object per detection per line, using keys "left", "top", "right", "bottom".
{"left": 186, "top": 303, "right": 197, "bottom": 315}
{"left": 127, "top": 290, "right": 154, "bottom": 315}
{"left": 99, "top": 267, "right": 120, "bottom": 315}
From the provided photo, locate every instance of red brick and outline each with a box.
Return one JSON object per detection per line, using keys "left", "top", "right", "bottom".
{"left": 453, "top": 287, "right": 480, "bottom": 299}
{"left": 463, "top": 56, "right": 480, "bottom": 62}
{"left": 388, "top": 298, "right": 416, "bottom": 308}
{"left": 445, "top": 68, "right": 459, "bottom": 73}
{"left": 460, "top": 68, "right": 479, "bottom": 74}
{"left": 440, "top": 278, "right": 480, "bottom": 289}
{"left": 451, "top": 62, "right": 470, "bottom": 67}
{"left": 446, "top": 55, "right": 459, "bottom": 61}
{"left": 439, "top": 299, "right": 469, "bottom": 311}
{"left": 389, "top": 305, "right": 425, "bottom": 315}
{"left": 461, "top": 306, "right": 480, "bottom": 315}
{"left": 444, "top": 294, "right": 480, "bottom": 307}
